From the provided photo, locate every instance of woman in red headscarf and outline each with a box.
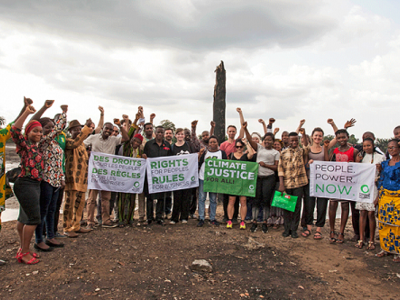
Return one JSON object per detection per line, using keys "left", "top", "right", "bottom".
{"left": 10, "top": 104, "right": 43, "bottom": 265}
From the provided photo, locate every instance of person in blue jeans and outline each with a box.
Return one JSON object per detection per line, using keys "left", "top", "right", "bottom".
{"left": 197, "top": 136, "right": 227, "bottom": 227}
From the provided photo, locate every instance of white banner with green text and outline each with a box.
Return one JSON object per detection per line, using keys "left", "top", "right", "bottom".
{"left": 146, "top": 154, "right": 199, "bottom": 194}
{"left": 88, "top": 151, "right": 146, "bottom": 193}
{"left": 309, "top": 161, "right": 376, "bottom": 203}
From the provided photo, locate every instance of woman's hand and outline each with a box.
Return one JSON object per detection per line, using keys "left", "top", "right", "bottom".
{"left": 26, "top": 105, "right": 36, "bottom": 114}
{"left": 308, "top": 159, "right": 314, "bottom": 165}
{"left": 323, "top": 140, "right": 330, "bottom": 148}
{"left": 273, "top": 128, "right": 280, "bottom": 135}
{"left": 258, "top": 119, "right": 265, "bottom": 124}
{"left": 113, "top": 118, "right": 121, "bottom": 126}
{"left": 142, "top": 154, "right": 147, "bottom": 159}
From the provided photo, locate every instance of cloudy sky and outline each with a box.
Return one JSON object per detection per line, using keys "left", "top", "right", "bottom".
{"left": 1, "top": 0, "right": 399, "bottom": 138}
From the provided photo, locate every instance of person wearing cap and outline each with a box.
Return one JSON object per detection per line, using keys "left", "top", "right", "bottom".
{"left": 83, "top": 119, "right": 129, "bottom": 228}
{"left": 62, "top": 118, "right": 94, "bottom": 238}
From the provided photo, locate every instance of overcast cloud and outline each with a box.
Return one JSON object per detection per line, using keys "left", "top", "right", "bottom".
{"left": 0, "top": 0, "right": 399, "bottom": 138}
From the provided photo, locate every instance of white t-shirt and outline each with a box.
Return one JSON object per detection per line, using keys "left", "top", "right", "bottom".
{"left": 256, "top": 144, "right": 280, "bottom": 177}
{"left": 199, "top": 150, "right": 223, "bottom": 180}
{"left": 360, "top": 152, "right": 385, "bottom": 199}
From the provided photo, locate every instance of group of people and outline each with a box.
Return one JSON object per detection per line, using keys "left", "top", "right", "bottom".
{"left": 0, "top": 98, "right": 399, "bottom": 266}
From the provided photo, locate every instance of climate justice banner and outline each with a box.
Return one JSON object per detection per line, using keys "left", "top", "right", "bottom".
{"left": 203, "top": 159, "right": 259, "bottom": 197}
{"left": 146, "top": 154, "right": 199, "bottom": 194}
{"left": 309, "top": 161, "right": 376, "bottom": 203}
{"left": 88, "top": 152, "right": 146, "bottom": 193}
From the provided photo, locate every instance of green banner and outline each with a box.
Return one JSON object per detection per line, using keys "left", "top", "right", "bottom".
{"left": 271, "top": 191, "right": 298, "bottom": 212}
{"left": 203, "top": 159, "right": 259, "bottom": 197}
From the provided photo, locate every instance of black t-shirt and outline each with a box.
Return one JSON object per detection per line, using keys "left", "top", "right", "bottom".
{"left": 172, "top": 142, "right": 192, "bottom": 156}
{"left": 144, "top": 139, "right": 172, "bottom": 158}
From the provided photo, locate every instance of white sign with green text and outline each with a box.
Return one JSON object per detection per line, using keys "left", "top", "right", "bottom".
{"left": 88, "top": 151, "right": 146, "bottom": 193}
{"left": 310, "top": 161, "right": 376, "bottom": 203}
{"left": 146, "top": 153, "right": 199, "bottom": 194}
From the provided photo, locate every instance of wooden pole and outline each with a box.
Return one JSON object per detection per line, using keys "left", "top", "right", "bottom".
{"left": 213, "top": 61, "right": 226, "bottom": 144}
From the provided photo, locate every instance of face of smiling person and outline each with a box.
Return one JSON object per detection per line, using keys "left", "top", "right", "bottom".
{"left": 102, "top": 124, "right": 113, "bottom": 139}
{"left": 227, "top": 127, "right": 236, "bottom": 139}
{"left": 336, "top": 133, "right": 348, "bottom": 146}
{"left": 312, "top": 131, "right": 323, "bottom": 145}
{"left": 130, "top": 137, "right": 141, "bottom": 149}
{"left": 175, "top": 131, "right": 184, "bottom": 142}
{"left": 165, "top": 130, "right": 173, "bottom": 142}
{"left": 263, "top": 136, "right": 273, "bottom": 149}
{"left": 363, "top": 140, "right": 374, "bottom": 154}
{"left": 28, "top": 126, "right": 43, "bottom": 143}
{"left": 274, "top": 141, "right": 282, "bottom": 152}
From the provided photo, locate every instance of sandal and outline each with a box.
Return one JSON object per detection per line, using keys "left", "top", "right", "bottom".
{"left": 375, "top": 250, "right": 388, "bottom": 258}
{"left": 366, "top": 241, "right": 376, "bottom": 250}
{"left": 329, "top": 231, "right": 337, "bottom": 244}
{"left": 314, "top": 231, "right": 323, "bottom": 240}
{"left": 301, "top": 229, "right": 311, "bottom": 238}
{"left": 355, "top": 240, "right": 364, "bottom": 249}
{"left": 18, "top": 252, "right": 40, "bottom": 265}
{"left": 336, "top": 232, "right": 345, "bottom": 244}
{"left": 15, "top": 248, "right": 40, "bottom": 259}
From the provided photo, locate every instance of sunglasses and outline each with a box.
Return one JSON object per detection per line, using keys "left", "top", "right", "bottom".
{"left": 235, "top": 145, "right": 243, "bottom": 148}
{"left": 113, "top": 130, "right": 119, "bottom": 133}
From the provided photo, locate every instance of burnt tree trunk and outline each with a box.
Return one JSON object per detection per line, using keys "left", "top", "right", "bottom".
{"left": 213, "top": 61, "right": 226, "bottom": 144}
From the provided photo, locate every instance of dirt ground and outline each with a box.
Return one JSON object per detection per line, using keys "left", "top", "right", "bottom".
{"left": 1, "top": 145, "right": 400, "bottom": 299}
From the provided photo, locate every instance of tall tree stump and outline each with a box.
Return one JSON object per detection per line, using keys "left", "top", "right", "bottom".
{"left": 213, "top": 61, "right": 226, "bottom": 144}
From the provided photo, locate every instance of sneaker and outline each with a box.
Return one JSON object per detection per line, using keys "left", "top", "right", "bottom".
{"left": 262, "top": 223, "right": 268, "bottom": 233}
{"left": 182, "top": 220, "right": 188, "bottom": 224}
{"left": 197, "top": 220, "right": 205, "bottom": 227}
{"left": 102, "top": 222, "right": 118, "bottom": 228}
{"left": 157, "top": 220, "right": 165, "bottom": 226}
{"left": 169, "top": 221, "right": 176, "bottom": 225}
{"left": 240, "top": 221, "right": 246, "bottom": 230}
{"left": 222, "top": 216, "right": 228, "bottom": 223}
{"left": 291, "top": 231, "right": 299, "bottom": 239}
{"left": 250, "top": 223, "right": 257, "bottom": 232}
{"left": 210, "top": 220, "right": 220, "bottom": 226}
{"left": 226, "top": 220, "right": 233, "bottom": 229}
{"left": 55, "top": 232, "right": 67, "bottom": 238}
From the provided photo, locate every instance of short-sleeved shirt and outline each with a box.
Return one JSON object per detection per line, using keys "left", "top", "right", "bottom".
{"left": 143, "top": 139, "right": 172, "bottom": 158}
{"left": 172, "top": 142, "right": 192, "bottom": 156}
{"left": 199, "top": 150, "right": 225, "bottom": 180}
{"left": 256, "top": 144, "right": 280, "bottom": 177}
{"left": 220, "top": 140, "right": 236, "bottom": 157}
{"left": 278, "top": 146, "right": 309, "bottom": 189}
{"left": 84, "top": 133, "right": 122, "bottom": 155}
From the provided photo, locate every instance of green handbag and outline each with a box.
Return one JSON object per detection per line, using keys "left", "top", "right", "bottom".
{"left": 271, "top": 191, "right": 298, "bottom": 212}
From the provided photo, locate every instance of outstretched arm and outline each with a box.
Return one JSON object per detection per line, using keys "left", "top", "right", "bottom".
{"left": 243, "top": 138, "right": 255, "bottom": 159}
{"left": 258, "top": 119, "right": 268, "bottom": 135}
{"left": 191, "top": 120, "right": 201, "bottom": 152}
{"left": 95, "top": 106, "right": 104, "bottom": 134}
{"left": 210, "top": 121, "right": 215, "bottom": 136}
{"left": 296, "top": 119, "right": 305, "bottom": 134}
{"left": 242, "top": 121, "right": 258, "bottom": 151}
{"left": 114, "top": 118, "right": 129, "bottom": 142}
{"left": 13, "top": 97, "right": 32, "bottom": 122}
{"left": 30, "top": 100, "right": 55, "bottom": 121}
{"left": 299, "top": 128, "right": 308, "bottom": 147}
{"left": 14, "top": 105, "right": 36, "bottom": 129}
{"left": 236, "top": 108, "right": 245, "bottom": 139}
